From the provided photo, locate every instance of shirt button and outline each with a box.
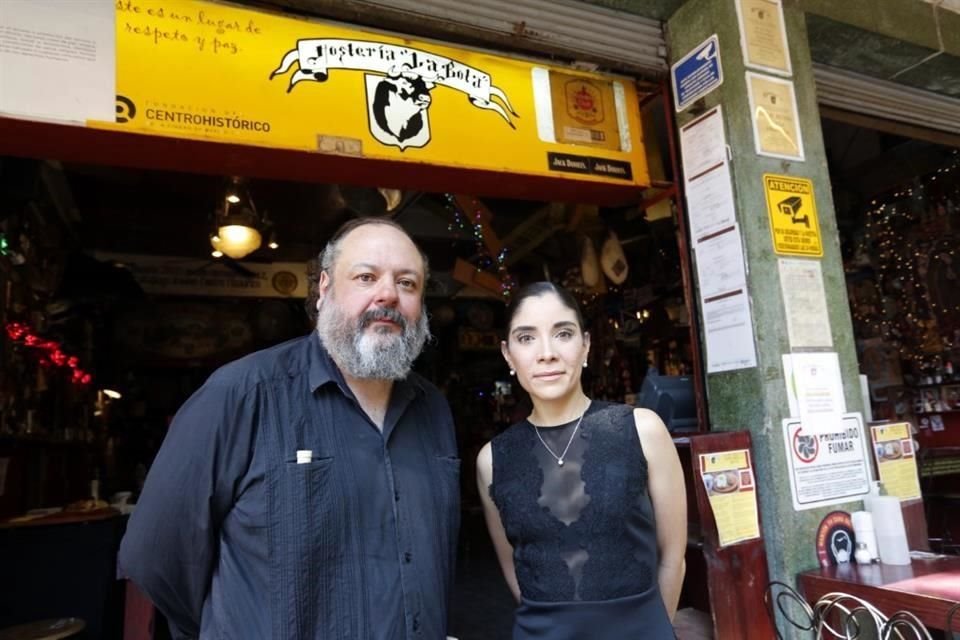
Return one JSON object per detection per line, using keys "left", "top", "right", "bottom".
{"left": 404, "top": 551, "right": 412, "bottom": 563}
{"left": 394, "top": 490, "right": 400, "bottom": 502}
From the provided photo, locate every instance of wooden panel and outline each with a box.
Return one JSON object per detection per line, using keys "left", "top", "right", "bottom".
{"left": 0, "top": 117, "right": 643, "bottom": 206}
{"left": 902, "top": 498, "right": 930, "bottom": 551}
{"left": 687, "top": 431, "right": 775, "bottom": 640}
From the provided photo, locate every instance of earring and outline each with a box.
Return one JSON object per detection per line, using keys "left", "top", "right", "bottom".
{"left": 509, "top": 369, "right": 515, "bottom": 376}
{"left": 583, "top": 361, "right": 588, "bottom": 368}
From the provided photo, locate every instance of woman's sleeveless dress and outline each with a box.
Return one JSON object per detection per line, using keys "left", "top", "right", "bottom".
{"left": 490, "top": 401, "right": 675, "bottom": 639}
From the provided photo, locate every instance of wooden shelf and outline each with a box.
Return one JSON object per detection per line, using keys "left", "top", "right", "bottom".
{"left": 910, "top": 381, "right": 960, "bottom": 389}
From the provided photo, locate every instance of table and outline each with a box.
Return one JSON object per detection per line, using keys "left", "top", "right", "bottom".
{"left": 798, "top": 556, "right": 960, "bottom": 631}
{"left": 0, "top": 512, "right": 127, "bottom": 638}
{"left": 0, "top": 618, "right": 85, "bottom": 640}
{"left": 0, "top": 508, "right": 119, "bottom": 529}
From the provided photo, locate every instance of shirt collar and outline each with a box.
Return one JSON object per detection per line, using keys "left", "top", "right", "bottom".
{"left": 306, "top": 333, "right": 339, "bottom": 392}
{"left": 306, "top": 333, "right": 425, "bottom": 396}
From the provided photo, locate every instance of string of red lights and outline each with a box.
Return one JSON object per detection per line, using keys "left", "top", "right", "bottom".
{"left": 4, "top": 322, "right": 93, "bottom": 386}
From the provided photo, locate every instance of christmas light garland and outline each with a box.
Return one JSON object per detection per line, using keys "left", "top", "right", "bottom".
{"left": 849, "top": 150, "right": 960, "bottom": 367}
{"left": 4, "top": 322, "right": 92, "bottom": 385}
{"left": 444, "top": 194, "right": 516, "bottom": 300}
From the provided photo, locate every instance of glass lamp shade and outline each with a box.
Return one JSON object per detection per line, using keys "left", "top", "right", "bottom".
{"left": 211, "top": 224, "right": 262, "bottom": 259}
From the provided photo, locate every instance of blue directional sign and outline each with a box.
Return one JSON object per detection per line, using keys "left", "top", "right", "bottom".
{"left": 671, "top": 34, "right": 723, "bottom": 112}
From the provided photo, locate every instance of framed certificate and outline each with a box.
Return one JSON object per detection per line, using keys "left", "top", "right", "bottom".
{"left": 746, "top": 72, "right": 804, "bottom": 161}
{"left": 735, "top": 0, "right": 792, "bottom": 76}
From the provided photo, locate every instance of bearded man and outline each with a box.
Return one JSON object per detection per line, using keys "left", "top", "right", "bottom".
{"left": 119, "top": 218, "right": 460, "bottom": 640}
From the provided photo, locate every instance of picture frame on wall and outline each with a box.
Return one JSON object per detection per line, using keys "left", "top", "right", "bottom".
{"left": 734, "top": 0, "right": 792, "bottom": 76}
{"left": 943, "top": 384, "right": 960, "bottom": 410}
{"left": 745, "top": 72, "right": 804, "bottom": 161}
{"left": 915, "top": 387, "right": 942, "bottom": 413}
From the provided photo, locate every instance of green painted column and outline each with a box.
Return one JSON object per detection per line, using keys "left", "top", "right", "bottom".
{"left": 666, "top": 0, "right": 865, "bottom": 633}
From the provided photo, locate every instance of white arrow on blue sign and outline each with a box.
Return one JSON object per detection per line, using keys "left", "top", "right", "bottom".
{"left": 671, "top": 34, "right": 723, "bottom": 112}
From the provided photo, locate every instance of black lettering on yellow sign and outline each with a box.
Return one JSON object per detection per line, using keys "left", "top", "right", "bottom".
{"left": 763, "top": 173, "right": 823, "bottom": 257}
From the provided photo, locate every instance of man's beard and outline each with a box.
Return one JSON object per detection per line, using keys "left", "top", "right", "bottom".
{"left": 316, "top": 294, "right": 430, "bottom": 380}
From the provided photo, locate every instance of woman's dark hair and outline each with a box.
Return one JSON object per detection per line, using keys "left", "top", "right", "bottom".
{"left": 504, "top": 282, "right": 585, "bottom": 332}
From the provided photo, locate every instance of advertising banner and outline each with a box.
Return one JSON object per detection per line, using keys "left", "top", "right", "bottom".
{"left": 95, "top": 0, "right": 650, "bottom": 186}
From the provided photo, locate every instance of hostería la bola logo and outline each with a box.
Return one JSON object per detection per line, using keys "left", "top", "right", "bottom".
{"left": 270, "top": 38, "right": 518, "bottom": 150}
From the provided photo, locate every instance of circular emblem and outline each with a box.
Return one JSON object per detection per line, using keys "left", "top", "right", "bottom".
{"left": 815, "top": 511, "right": 855, "bottom": 567}
{"left": 272, "top": 271, "right": 299, "bottom": 296}
{"left": 116, "top": 95, "right": 137, "bottom": 123}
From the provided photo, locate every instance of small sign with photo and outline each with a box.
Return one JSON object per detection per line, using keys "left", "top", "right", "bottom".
{"left": 942, "top": 384, "right": 960, "bottom": 410}
{"left": 870, "top": 422, "right": 922, "bottom": 501}
{"left": 930, "top": 414, "right": 945, "bottom": 432}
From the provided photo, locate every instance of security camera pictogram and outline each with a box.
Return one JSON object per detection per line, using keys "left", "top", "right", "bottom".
{"left": 778, "top": 196, "right": 809, "bottom": 227}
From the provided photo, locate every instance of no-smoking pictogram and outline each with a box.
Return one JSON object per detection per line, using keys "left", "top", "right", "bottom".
{"left": 792, "top": 427, "right": 818, "bottom": 463}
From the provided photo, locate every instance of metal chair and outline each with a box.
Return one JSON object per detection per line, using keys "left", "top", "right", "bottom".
{"left": 765, "top": 581, "right": 933, "bottom": 639}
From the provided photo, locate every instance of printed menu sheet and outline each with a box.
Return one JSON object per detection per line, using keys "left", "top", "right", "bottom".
{"left": 699, "top": 449, "right": 761, "bottom": 547}
{"left": 870, "top": 422, "right": 921, "bottom": 501}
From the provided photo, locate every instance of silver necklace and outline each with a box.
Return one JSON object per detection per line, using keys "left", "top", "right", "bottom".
{"left": 531, "top": 403, "right": 588, "bottom": 466}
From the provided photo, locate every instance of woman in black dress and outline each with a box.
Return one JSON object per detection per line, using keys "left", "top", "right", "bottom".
{"left": 476, "top": 282, "right": 686, "bottom": 639}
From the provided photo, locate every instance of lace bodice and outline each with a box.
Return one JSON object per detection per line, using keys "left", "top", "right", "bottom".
{"left": 490, "top": 402, "right": 659, "bottom": 602}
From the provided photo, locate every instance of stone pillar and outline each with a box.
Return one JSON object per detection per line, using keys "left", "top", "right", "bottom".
{"left": 666, "top": 0, "right": 864, "bottom": 632}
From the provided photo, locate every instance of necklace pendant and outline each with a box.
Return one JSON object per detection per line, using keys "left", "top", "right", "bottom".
{"left": 558, "top": 458, "right": 564, "bottom": 466}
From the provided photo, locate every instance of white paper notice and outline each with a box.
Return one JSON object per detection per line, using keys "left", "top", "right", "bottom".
{"left": 783, "top": 413, "right": 871, "bottom": 511}
{"left": 778, "top": 258, "right": 833, "bottom": 348}
{"left": 695, "top": 225, "right": 748, "bottom": 300}
{"left": 685, "top": 164, "right": 739, "bottom": 240}
{"left": 783, "top": 352, "right": 846, "bottom": 434}
{"left": 704, "top": 291, "right": 757, "bottom": 373}
{"left": 682, "top": 108, "right": 755, "bottom": 374}
{"left": 0, "top": 0, "right": 115, "bottom": 123}
{"left": 681, "top": 106, "right": 727, "bottom": 180}
{"left": 680, "top": 107, "right": 738, "bottom": 239}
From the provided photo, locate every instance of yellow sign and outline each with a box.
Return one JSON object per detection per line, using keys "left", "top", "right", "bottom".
{"left": 550, "top": 73, "right": 621, "bottom": 151}
{"left": 764, "top": 174, "right": 822, "bottom": 257}
{"left": 702, "top": 450, "right": 748, "bottom": 473}
{"left": 698, "top": 449, "right": 761, "bottom": 548}
{"left": 870, "top": 423, "right": 922, "bottom": 501}
{"left": 99, "top": 0, "right": 649, "bottom": 187}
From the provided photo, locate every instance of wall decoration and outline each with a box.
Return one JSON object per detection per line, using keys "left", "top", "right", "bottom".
{"left": 4, "top": 322, "right": 92, "bottom": 386}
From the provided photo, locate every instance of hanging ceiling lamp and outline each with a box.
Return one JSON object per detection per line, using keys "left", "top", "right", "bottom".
{"left": 210, "top": 177, "right": 276, "bottom": 259}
